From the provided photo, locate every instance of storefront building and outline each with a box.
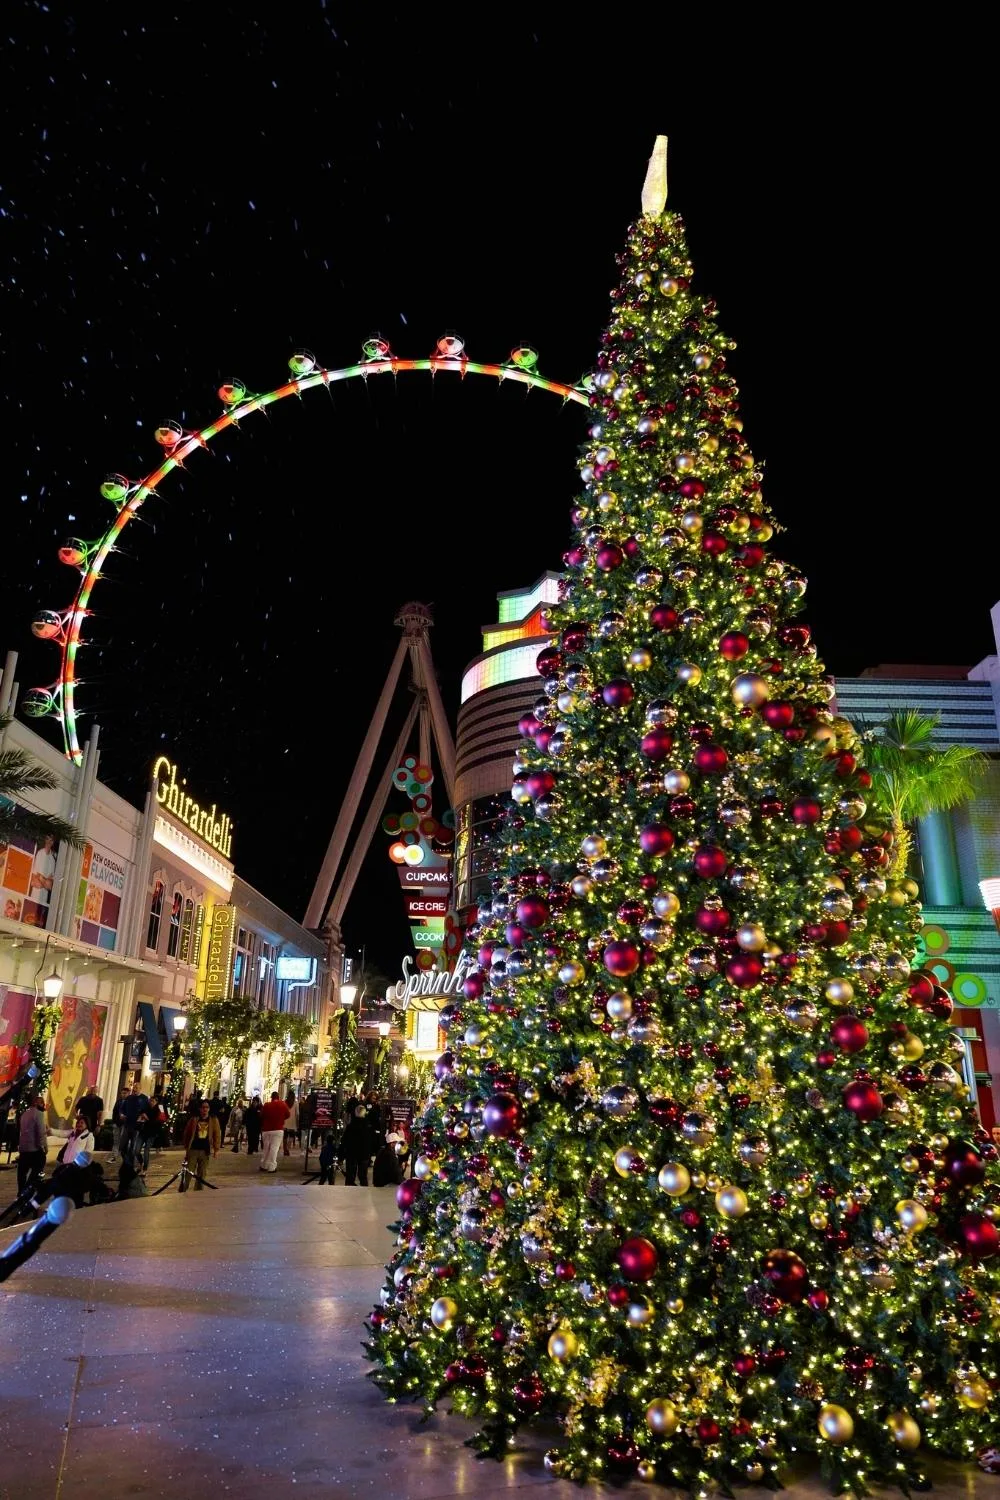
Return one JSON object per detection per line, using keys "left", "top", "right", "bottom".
{"left": 1, "top": 652, "right": 331, "bottom": 1127}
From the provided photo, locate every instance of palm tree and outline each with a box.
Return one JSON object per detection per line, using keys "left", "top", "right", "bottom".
{"left": 0, "top": 716, "right": 86, "bottom": 851}
{"left": 861, "top": 709, "right": 987, "bottom": 880}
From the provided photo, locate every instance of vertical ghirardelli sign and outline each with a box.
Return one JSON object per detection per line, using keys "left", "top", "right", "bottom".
{"left": 205, "top": 904, "right": 235, "bottom": 1000}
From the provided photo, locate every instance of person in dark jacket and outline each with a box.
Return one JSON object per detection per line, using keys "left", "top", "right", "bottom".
{"left": 371, "top": 1136, "right": 402, "bottom": 1187}
{"left": 317, "top": 1130, "right": 338, "bottom": 1185}
{"left": 341, "top": 1105, "right": 370, "bottom": 1186}
{"left": 17, "top": 1094, "right": 47, "bottom": 1194}
{"left": 244, "top": 1096, "right": 262, "bottom": 1155}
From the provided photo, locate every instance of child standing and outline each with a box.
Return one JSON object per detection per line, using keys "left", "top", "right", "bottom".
{"left": 317, "top": 1130, "right": 338, "bottom": 1185}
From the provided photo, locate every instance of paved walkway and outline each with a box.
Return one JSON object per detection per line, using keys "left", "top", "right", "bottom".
{"left": 0, "top": 1149, "right": 996, "bottom": 1499}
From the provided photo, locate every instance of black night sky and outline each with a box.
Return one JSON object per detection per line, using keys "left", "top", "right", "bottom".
{"left": 3, "top": 8, "right": 991, "bottom": 975}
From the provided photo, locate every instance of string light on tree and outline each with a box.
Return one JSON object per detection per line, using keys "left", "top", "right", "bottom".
{"left": 365, "top": 138, "right": 1000, "bottom": 1492}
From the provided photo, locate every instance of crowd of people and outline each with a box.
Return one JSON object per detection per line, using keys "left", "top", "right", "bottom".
{"left": 3, "top": 1075, "right": 417, "bottom": 1220}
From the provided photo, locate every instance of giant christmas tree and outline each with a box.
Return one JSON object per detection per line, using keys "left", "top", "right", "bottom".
{"left": 367, "top": 140, "right": 1000, "bottom": 1492}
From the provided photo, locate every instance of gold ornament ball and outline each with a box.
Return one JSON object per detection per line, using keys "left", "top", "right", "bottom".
{"left": 654, "top": 888, "right": 682, "bottom": 918}
{"left": 896, "top": 1199, "right": 929, "bottom": 1233}
{"left": 716, "top": 1185, "right": 749, "bottom": 1218}
{"left": 629, "top": 647, "right": 653, "bottom": 671}
{"left": 659, "top": 276, "right": 680, "bottom": 297}
{"left": 903, "top": 878, "right": 920, "bottom": 898}
{"left": 824, "top": 978, "right": 854, "bottom": 1005}
{"left": 731, "top": 673, "right": 770, "bottom": 708}
{"left": 810, "top": 1210, "right": 829, "bottom": 1230}
{"left": 581, "top": 833, "right": 607, "bottom": 858}
{"left": 645, "top": 1398, "right": 679, "bottom": 1435}
{"left": 547, "top": 1327, "right": 579, "bottom": 1361}
{"left": 606, "top": 993, "right": 633, "bottom": 1021}
{"left": 658, "top": 1162, "right": 691, "bottom": 1196}
{"left": 736, "top": 923, "right": 767, "bottom": 952}
{"left": 675, "top": 453, "right": 697, "bottom": 472}
{"left": 693, "top": 351, "right": 712, "bottom": 371}
{"left": 745, "top": 1463, "right": 765, "bottom": 1483}
{"left": 614, "top": 1146, "right": 640, "bottom": 1178}
{"left": 413, "top": 1155, "right": 434, "bottom": 1180}
{"left": 902, "top": 1033, "right": 925, "bottom": 1061}
{"left": 663, "top": 770, "right": 690, "bottom": 794}
{"left": 886, "top": 887, "right": 908, "bottom": 908}
{"left": 887, "top": 1412, "right": 921, "bottom": 1450}
{"left": 957, "top": 1377, "right": 990, "bottom": 1410}
{"left": 677, "top": 663, "right": 703, "bottom": 686}
{"left": 637, "top": 1459, "right": 657, "bottom": 1483}
{"left": 706, "top": 1174, "right": 723, "bottom": 1192}
{"left": 558, "top": 960, "right": 585, "bottom": 986}
{"left": 901, "top": 1153, "right": 920, "bottom": 1174}
{"left": 666, "top": 1296, "right": 685, "bottom": 1314}
{"left": 917, "top": 1393, "right": 938, "bottom": 1418}
{"left": 817, "top": 1405, "right": 855, "bottom": 1445}
{"left": 690, "top": 1170, "right": 707, "bottom": 1190}
{"left": 627, "top": 1297, "right": 654, "bottom": 1326}
{"left": 679, "top": 509, "right": 703, "bottom": 534}
{"left": 430, "top": 1296, "right": 459, "bottom": 1331}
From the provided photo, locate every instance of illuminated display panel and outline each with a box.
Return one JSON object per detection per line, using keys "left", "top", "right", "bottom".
{"left": 461, "top": 639, "right": 549, "bottom": 703}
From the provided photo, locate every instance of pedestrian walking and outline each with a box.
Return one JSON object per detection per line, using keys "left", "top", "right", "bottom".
{"left": 119, "top": 1084, "right": 149, "bottom": 1168}
{"left": 74, "top": 1084, "right": 104, "bottom": 1136}
{"left": 107, "top": 1085, "right": 129, "bottom": 1162}
{"left": 244, "top": 1096, "right": 262, "bottom": 1155}
{"left": 282, "top": 1092, "right": 299, "bottom": 1156}
{"left": 341, "top": 1104, "right": 370, "bottom": 1186}
{"left": 259, "top": 1091, "right": 289, "bottom": 1172}
{"left": 182, "top": 1099, "right": 221, "bottom": 1189}
{"left": 228, "top": 1097, "right": 245, "bottom": 1151}
{"left": 17, "top": 1094, "right": 48, "bottom": 1195}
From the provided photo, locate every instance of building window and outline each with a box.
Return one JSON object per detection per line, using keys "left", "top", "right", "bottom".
{"left": 166, "top": 890, "right": 183, "bottom": 958}
{"left": 257, "top": 941, "right": 276, "bottom": 1009}
{"left": 233, "top": 926, "right": 256, "bottom": 999}
{"left": 190, "top": 903, "right": 206, "bottom": 969}
{"left": 146, "top": 880, "right": 164, "bottom": 952}
{"left": 179, "top": 898, "right": 194, "bottom": 963}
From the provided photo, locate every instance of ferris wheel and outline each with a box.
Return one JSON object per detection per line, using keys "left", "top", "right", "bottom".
{"left": 27, "top": 337, "right": 590, "bottom": 765}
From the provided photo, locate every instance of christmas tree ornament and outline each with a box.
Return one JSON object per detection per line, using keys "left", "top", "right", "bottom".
{"left": 716, "top": 1185, "right": 749, "bottom": 1218}
{"left": 887, "top": 1411, "right": 922, "bottom": 1450}
{"left": 731, "top": 673, "right": 770, "bottom": 707}
{"left": 817, "top": 1405, "right": 855, "bottom": 1444}
{"left": 618, "top": 1236, "right": 659, "bottom": 1280}
{"left": 658, "top": 1162, "right": 691, "bottom": 1196}
{"left": 547, "top": 1327, "right": 579, "bottom": 1360}
{"left": 896, "top": 1199, "right": 929, "bottom": 1233}
{"left": 430, "top": 1297, "right": 459, "bottom": 1330}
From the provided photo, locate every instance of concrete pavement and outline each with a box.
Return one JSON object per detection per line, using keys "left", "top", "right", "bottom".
{"left": 0, "top": 1148, "right": 996, "bottom": 1499}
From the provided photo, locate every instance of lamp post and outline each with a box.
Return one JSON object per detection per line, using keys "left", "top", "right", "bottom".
{"left": 979, "top": 879, "right": 1000, "bottom": 935}
{"left": 42, "top": 970, "right": 64, "bottom": 1000}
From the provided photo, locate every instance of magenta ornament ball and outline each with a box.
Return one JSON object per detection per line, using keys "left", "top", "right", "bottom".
{"left": 396, "top": 1179, "right": 423, "bottom": 1212}
{"left": 618, "top": 1236, "right": 659, "bottom": 1282}
{"left": 483, "top": 1092, "right": 523, "bottom": 1138}
{"left": 639, "top": 824, "right": 675, "bottom": 857}
{"left": 604, "top": 940, "right": 641, "bottom": 977}
{"left": 603, "top": 679, "right": 635, "bottom": 708}
{"left": 842, "top": 1080, "right": 883, "bottom": 1121}
{"left": 515, "top": 896, "right": 549, "bottom": 929}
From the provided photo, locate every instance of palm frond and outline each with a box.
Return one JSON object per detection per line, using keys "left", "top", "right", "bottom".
{"left": 897, "top": 744, "right": 989, "bottom": 820}
{"left": 0, "top": 747, "right": 60, "bottom": 797}
{"left": 879, "top": 709, "right": 940, "bottom": 752}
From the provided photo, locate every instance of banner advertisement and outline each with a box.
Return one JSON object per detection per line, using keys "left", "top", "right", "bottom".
{"left": 0, "top": 817, "right": 60, "bottom": 929}
{"left": 46, "top": 994, "right": 108, "bottom": 1131}
{"left": 0, "top": 986, "right": 34, "bottom": 1092}
{"left": 74, "top": 842, "right": 128, "bottom": 951}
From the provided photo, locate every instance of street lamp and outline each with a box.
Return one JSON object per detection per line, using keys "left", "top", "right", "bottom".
{"left": 172, "top": 1013, "right": 188, "bottom": 1033}
{"left": 42, "top": 970, "right": 63, "bottom": 1000}
{"left": 378, "top": 1020, "right": 392, "bottom": 1038}
{"left": 979, "top": 879, "right": 1000, "bottom": 934}
{"left": 340, "top": 982, "right": 358, "bottom": 1007}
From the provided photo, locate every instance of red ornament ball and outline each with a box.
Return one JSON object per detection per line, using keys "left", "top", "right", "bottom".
{"left": 807, "top": 1288, "right": 830, "bottom": 1312}
{"left": 960, "top": 1213, "right": 1000, "bottom": 1260}
{"left": 696, "top": 906, "right": 730, "bottom": 935}
{"left": 607, "top": 1281, "right": 630, "bottom": 1307}
{"left": 943, "top": 1140, "right": 986, "bottom": 1188}
{"left": 515, "top": 896, "right": 549, "bottom": 929}
{"left": 719, "top": 632, "right": 749, "bottom": 661}
{"left": 554, "top": 1260, "right": 576, "bottom": 1281}
{"left": 842, "top": 1080, "right": 883, "bottom": 1121}
{"left": 726, "top": 953, "right": 763, "bottom": 989}
{"left": 596, "top": 542, "right": 625, "bottom": 572}
{"left": 907, "top": 973, "right": 936, "bottom": 1007}
{"left": 696, "top": 1417, "right": 721, "bottom": 1444}
{"left": 649, "top": 605, "right": 679, "bottom": 632}
{"left": 482, "top": 1093, "right": 523, "bottom": 1138}
{"left": 618, "top": 1236, "right": 659, "bottom": 1282}
{"left": 693, "top": 844, "right": 728, "bottom": 879}
{"left": 831, "top": 1015, "right": 869, "bottom": 1054}
{"left": 702, "top": 531, "right": 728, "bottom": 556}
{"left": 603, "top": 678, "right": 635, "bottom": 708}
{"left": 762, "top": 1248, "right": 808, "bottom": 1303}
{"left": 524, "top": 770, "right": 555, "bottom": 801}
{"left": 732, "top": 1353, "right": 756, "bottom": 1378}
{"left": 929, "top": 985, "right": 954, "bottom": 1021}
{"left": 693, "top": 743, "right": 728, "bottom": 774}
{"left": 639, "top": 823, "right": 675, "bottom": 857}
{"left": 396, "top": 1178, "right": 423, "bottom": 1212}
{"left": 513, "top": 1373, "right": 545, "bottom": 1413}
{"left": 791, "top": 796, "right": 823, "bottom": 825}
{"left": 604, "top": 939, "right": 641, "bottom": 976}
{"left": 641, "top": 727, "right": 674, "bottom": 760}
{"left": 761, "top": 701, "right": 795, "bottom": 729}
{"left": 535, "top": 646, "right": 562, "bottom": 677}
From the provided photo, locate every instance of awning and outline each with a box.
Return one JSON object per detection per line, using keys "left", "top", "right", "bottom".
{"left": 138, "top": 1001, "right": 164, "bottom": 1072}
{"left": 159, "top": 1006, "right": 185, "bottom": 1043}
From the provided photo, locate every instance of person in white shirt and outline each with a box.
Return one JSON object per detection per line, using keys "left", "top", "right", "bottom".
{"left": 60, "top": 1113, "right": 95, "bottom": 1166}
